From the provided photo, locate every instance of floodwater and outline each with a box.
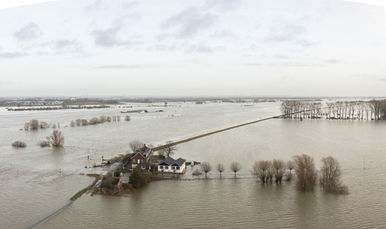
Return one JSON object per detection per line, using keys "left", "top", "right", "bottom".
{"left": 1, "top": 102, "right": 386, "bottom": 229}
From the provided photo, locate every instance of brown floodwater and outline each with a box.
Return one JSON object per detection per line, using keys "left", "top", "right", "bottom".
{"left": 1, "top": 102, "right": 386, "bottom": 229}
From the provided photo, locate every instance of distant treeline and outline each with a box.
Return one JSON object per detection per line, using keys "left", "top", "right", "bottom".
{"left": 70, "top": 115, "right": 130, "bottom": 127}
{"left": 281, "top": 100, "right": 386, "bottom": 120}
{"left": 7, "top": 105, "right": 110, "bottom": 111}
{"left": 0, "top": 97, "right": 119, "bottom": 107}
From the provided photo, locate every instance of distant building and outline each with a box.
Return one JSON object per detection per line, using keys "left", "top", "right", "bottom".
{"left": 158, "top": 157, "right": 186, "bottom": 173}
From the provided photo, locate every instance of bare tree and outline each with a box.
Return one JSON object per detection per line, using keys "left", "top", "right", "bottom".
{"left": 24, "top": 122, "right": 29, "bottom": 131}
{"left": 287, "top": 160, "right": 294, "bottom": 173}
{"left": 216, "top": 163, "right": 225, "bottom": 177}
{"left": 12, "top": 141, "right": 26, "bottom": 148}
{"left": 158, "top": 141, "right": 177, "bottom": 157}
{"left": 50, "top": 130, "right": 64, "bottom": 147}
{"left": 129, "top": 140, "right": 144, "bottom": 153}
{"left": 320, "top": 156, "right": 348, "bottom": 194}
{"left": 39, "top": 139, "right": 51, "bottom": 147}
{"left": 273, "top": 159, "right": 285, "bottom": 183}
{"left": 286, "top": 160, "right": 294, "bottom": 181}
{"left": 81, "top": 119, "right": 88, "bottom": 126}
{"left": 201, "top": 162, "right": 212, "bottom": 178}
{"left": 29, "top": 119, "right": 39, "bottom": 130}
{"left": 89, "top": 117, "right": 99, "bottom": 125}
{"left": 293, "top": 154, "right": 317, "bottom": 192}
{"left": 266, "top": 162, "right": 274, "bottom": 183}
{"left": 252, "top": 160, "right": 270, "bottom": 183}
{"left": 99, "top": 116, "right": 107, "bottom": 123}
{"left": 40, "top": 122, "right": 49, "bottom": 129}
{"left": 230, "top": 162, "right": 241, "bottom": 178}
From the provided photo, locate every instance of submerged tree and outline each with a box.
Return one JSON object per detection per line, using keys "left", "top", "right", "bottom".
{"left": 201, "top": 162, "right": 212, "bottom": 178}
{"left": 12, "top": 141, "right": 26, "bottom": 148}
{"left": 286, "top": 160, "right": 294, "bottom": 181}
{"left": 266, "top": 162, "right": 274, "bottom": 183}
{"left": 40, "top": 122, "right": 49, "bottom": 129}
{"left": 158, "top": 141, "right": 177, "bottom": 157}
{"left": 70, "top": 120, "right": 76, "bottom": 127}
{"left": 24, "top": 122, "right": 29, "bottom": 131}
{"left": 293, "top": 154, "right": 317, "bottom": 192}
{"left": 320, "top": 156, "right": 348, "bottom": 194}
{"left": 216, "top": 163, "right": 225, "bottom": 178}
{"left": 29, "top": 119, "right": 39, "bottom": 130}
{"left": 39, "top": 139, "right": 51, "bottom": 147}
{"left": 129, "top": 140, "right": 144, "bottom": 152}
{"left": 50, "top": 129, "right": 64, "bottom": 147}
{"left": 252, "top": 160, "right": 270, "bottom": 183}
{"left": 272, "top": 159, "right": 285, "bottom": 184}
{"left": 230, "top": 162, "right": 241, "bottom": 178}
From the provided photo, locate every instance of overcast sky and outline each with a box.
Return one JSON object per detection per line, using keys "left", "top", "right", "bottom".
{"left": 0, "top": 0, "right": 385, "bottom": 97}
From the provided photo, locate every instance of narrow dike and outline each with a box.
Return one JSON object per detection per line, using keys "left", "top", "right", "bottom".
{"left": 27, "top": 175, "right": 101, "bottom": 229}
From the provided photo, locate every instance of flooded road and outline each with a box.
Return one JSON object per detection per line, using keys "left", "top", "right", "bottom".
{"left": 1, "top": 102, "right": 386, "bottom": 228}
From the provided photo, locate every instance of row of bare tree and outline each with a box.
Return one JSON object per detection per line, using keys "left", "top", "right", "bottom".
{"left": 200, "top": 162, "right": 241, "bottom": 178}
{"left": 281, "top": 100, "right": 386, "bottom": 120}
{"left": 200, "top": 155, "right": 348, "bottom": 194}
{"left": 70, "top": 115, "right": 130, "bottom": 127}
{"left": 23, "top": 119, "right": 57, "bottom": 131}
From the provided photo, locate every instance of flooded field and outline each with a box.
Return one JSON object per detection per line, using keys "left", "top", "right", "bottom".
{"left": 1, "top": 102, "right": 386, "bottom": 229}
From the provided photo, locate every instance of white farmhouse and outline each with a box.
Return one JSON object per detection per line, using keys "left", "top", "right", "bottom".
{"left": 158, "top": 157, "right": 186, "bottom": 174}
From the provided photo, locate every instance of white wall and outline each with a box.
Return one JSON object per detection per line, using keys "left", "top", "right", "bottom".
{"left": 158, "top": 163, "right": 185, "bottom": 173}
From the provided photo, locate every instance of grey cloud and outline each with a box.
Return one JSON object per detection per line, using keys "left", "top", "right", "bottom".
{"left": 95, "top": 64, "right": 153, "bottom": 69}
{"left": 161, "top": 7, "right": 217, "bottom": 38}
{"left": 185, "top": 44, "right": 214, "bottom": 53}
{"left": 90, "top": 14, "right": 140, "bottom": 47}
{"left": 265, "top": 24, "right": 307, "bottom": 42}
{"left": 91, "top": 27, "right": 131, "bottom": 47}
{"left": 0, "top": 51, "right": 26, "bottom": 58}
{"left": 264, "top": 24, "right": 316, "bottom": 48}
{"left": 295, "top": 39, "right": 316, "bottom": 47}
{"left": 211, "top": 29, "right": 238, "bottom": 39}
{"left": 55, "top": 39, "right": 79, "bottom": 49}
{"left": 14, "top": 23, "right": 42, "bottom": 41}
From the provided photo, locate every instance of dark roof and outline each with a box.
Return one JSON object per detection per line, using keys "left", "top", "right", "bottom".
{"left": 159, "top": 157, "right": 186, "bottom": 166}
{"left": 133, "top": 145, "right": 153, "bottom": 158}
{"left": 143, "top": 148, "right": 152, "bottom": 158}
{"left": 175, "top": 158, "right": 186, "bottom": 166}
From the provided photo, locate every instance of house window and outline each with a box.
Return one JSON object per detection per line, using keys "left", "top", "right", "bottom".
{"left": 165, "top": 166, "right": 169, "bottom": 169}
{"left": 176, "top": 166, "right": 180, "bottom": 170}
{"left": 159, "top": 166, "right": 163, "bottom": 169}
